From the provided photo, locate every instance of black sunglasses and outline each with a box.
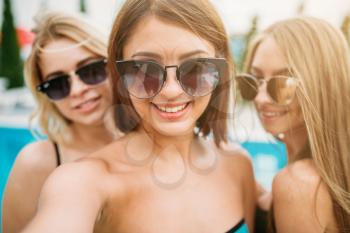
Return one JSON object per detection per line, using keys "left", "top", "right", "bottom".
{"left": 236, "top": 73, "right": 298, "bottom": 105}
{"left": 115, "top": 58, "right": 226, "bottom": 99}
{"left": 37, "top": 59, "right": 107, "bottom": 100}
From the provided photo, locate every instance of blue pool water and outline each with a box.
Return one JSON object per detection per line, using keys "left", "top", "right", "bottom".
{"left": 242, "top": 141, "right": 287, "bottom": 189}
{"left": 0, "top": 127, "right": 287, "bottom": 232}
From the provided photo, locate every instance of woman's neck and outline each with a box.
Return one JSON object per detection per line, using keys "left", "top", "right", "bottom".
{"left": 135, "top": 128, "right": 195, "bottom": 161}
{"left": 68, "top": 122, "right": 114, "bottom": 151}
{"left": 126, "top": 129, "right": 203, "bottom": 189}
{"left": 281, "top": 125, "right": 309, "bottom": 163}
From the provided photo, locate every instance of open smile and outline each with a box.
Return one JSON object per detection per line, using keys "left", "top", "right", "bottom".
{"left": 73, "top": 96, "right": 102, "bottom": 113}
{"left": 152, "top": 102, "right": 191, "bottom": 120}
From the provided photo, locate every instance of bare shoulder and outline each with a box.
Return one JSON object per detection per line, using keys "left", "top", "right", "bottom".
{"left": 216, "top": 141, "right": 256, "bottom": 231}
{"left": 273, "top": 159, "right": 326, "bottom": 201}
{"left": 219, "top": 140, "right": 250, "bottom": 156}
{"left": 217, "top": 140, "right": 253, "bottom": 172}
{"left": 2, "top": 140, "right": 62, "bottom": 233}
{"left": 43, "top": 158, "right": 110, "bottom": 190}
{"left": 22, "top": 159, "right": 115, "bottom": 233}
{"left": 272, "top": 159, "right": 335, "bottom": 232}
{"left": 4, "top": 140, "right": 58, "bottom": 194}
{"left": 40, "top": 158, "right": 111, "bottom": 204}
{"left": 216, "top": 140, "right": 255, "bottom": 191}
{"left": 11, "top": 140, "right": 57, "bottom": 173}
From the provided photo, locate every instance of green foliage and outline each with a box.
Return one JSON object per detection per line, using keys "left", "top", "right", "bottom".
{"left": 80, "top": 0, "right": 87, "bottom": 13}
{"left": 0, "top": 0, "right": 23, "bottom": 88}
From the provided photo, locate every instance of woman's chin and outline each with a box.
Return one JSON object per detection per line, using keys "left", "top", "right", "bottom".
{"left": 151, "top": 121, "right": 194, "bottom": 138}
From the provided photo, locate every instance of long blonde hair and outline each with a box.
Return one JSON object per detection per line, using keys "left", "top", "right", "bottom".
{"left": 25, "top": 11, "right": 107, "bottom": 144}
{"left": 245, "top": 16, "right": 350, "bottom": 232}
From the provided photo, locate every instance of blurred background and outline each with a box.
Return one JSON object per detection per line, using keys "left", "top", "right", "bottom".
{"left": 0, "top": 0, "right": 349, "bottom": 229}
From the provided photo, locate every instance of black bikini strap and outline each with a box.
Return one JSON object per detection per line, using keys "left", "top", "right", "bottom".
{"left": 53, "top": 142, "right": 62, "bottom": 166}
{"left": 226, "top": 219, "right": 245, "bottom": 233}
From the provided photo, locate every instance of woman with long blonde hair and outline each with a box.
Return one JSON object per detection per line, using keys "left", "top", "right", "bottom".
{"left": 236, "top": 16, "right": 350, "bottom": 232}
{"left": 2, "top": 11, "right": 116, "bottom": 233}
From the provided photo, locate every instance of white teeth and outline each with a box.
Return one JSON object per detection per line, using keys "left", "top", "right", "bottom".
{"left": 262, "top": 111, "right": 283, "bottom": 117}
{"left": 156, "top": 104, "right": 187, "bottom": 113}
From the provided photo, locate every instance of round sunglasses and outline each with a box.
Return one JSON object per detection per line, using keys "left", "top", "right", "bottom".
{"left": 115, "top": 58, "right": 226, "bottom": 99}
{"left": 37, "top": 58, "right": 107, "bottom": 100}
{"left": 236, "top": 73, "right": 298, "bottom": 105}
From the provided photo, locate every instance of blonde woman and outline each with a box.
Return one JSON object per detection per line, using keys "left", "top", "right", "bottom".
{"left": 236, "top": 17, "right": 350, "bottom": 232}
{"left": 20, "top": 0, "right": 256, "bottom": 232}
{"left": 2, "top": 12, "right": 116, "bottom": 233}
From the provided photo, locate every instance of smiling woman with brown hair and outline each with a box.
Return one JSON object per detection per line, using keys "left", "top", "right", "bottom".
{"left": 20, "top": 1, "right": 256, "bottom": 233}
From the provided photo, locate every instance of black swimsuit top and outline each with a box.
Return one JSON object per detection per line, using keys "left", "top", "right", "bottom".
{"left": 53, "top": 142, "right": 62, "bottom": 166}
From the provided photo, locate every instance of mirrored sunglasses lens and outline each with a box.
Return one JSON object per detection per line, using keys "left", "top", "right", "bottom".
{"left": 78, "top": 60, "right": 107, "bottom": 85}
{"left": 268, "top": 77, "right": 297, "bottom": 105}
{"left": 117, "top": 61, "right": 163, "bottom": 98}
{"left": 44, "top": 76, "right": 70, "bottom": 100}
{"left": 179, "top": 61, "right": 220, "bottom": 96}
{"left": 236, "top": 75, "right": 258, "bottom": 101}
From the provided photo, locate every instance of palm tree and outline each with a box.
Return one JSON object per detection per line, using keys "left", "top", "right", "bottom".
{"left": 80, "top": 0, "right": 87, "bottom": 13}
{"left": 0, "top": 0, "right": 23, "bottom": 88}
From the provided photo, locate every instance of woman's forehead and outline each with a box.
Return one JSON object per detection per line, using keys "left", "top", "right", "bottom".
{"left": 123, "top": 16, "right": 216, "bottom": 61}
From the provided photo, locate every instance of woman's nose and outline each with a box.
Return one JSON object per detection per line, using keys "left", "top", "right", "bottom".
{"left": 158, "top": 67, "right": 184, "bottom": 99}
{"left": 254, "top": 81, "right": 271, "bottom": 104}
{"left": 69, "top": 73, "right": 90, "bottom": 97}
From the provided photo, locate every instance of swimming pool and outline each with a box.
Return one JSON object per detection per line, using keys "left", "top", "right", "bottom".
{"left": 0, "top": 127, "right": 287, "bottom": 232}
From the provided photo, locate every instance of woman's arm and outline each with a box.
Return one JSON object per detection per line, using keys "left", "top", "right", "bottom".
{"left": 2, "top": 141, "right": 57, "bottom": 233}
{"left": 21, "top": 160, "right": 107, "bottom": 233}
{"left": 220, "top": 142, "right": 257, "bottom": 232}
{"left": 240, "top": 155, "right": 257, "bottom": 233}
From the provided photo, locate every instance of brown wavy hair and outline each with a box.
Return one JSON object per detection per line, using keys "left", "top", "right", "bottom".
{"left": 108, "top": 0, "right": 235, "bottom": 146}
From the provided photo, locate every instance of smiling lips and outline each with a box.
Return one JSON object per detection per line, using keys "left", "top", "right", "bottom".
{"left": 260, "top": 111, "right": 286, "bottom": 117}
{"left": 152, "top": 102, "right": 191, "bottom": 120}
{"left": 258, "top": 109, "right": 288, "bottom": 123}
{"left": 74, "top": 96, "right": 101, "bottom": 114}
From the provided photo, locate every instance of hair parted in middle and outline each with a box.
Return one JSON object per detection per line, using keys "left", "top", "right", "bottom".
{"left": 244, "top": 16, "right": 350, "bottom": 232}
{"left": 108, "top": 0, "right": 235, "bottom": 146}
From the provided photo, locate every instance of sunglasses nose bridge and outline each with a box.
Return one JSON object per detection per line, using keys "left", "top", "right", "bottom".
{"left": 69, "top": 71, "right": 90, "bottom": 96}
{"left": 164, "top": 65, "right": 179, "bottom": 77}
{"left": 257, "top": 79, "right": 267, "bottom": 89}
{"left": 163, "top": 65, "right": 181, "bottom": 86}
{"left": 254, "top": 79, "right": 273, "bottom": 103}
{"left": 158, "top": 65, "right": 184, "bottom": 97}
{"left": 256, "top": 78, "right": 272, "bottom": 96}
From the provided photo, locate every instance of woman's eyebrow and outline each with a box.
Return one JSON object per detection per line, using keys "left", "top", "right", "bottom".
{"left": 44, "top": 71, "right": 65, "bottom": 80}
{"left": 131, "top": 51, "right": 162, "bottom": 60}
{"left": 131, "top": 50, "right": 210, "bottom": 61}
{"left": 250, "top": 67, "right": 291, "bottom": 76}
{"left": 272, "top": 68, "right": 291, "bottom": 75}
{"left": 43, "top": 56, "right": 98, "bottom": 80}
{"left": 178, "top": 50, "right": 210, "bottom": 60}
{"left": 76, "top": 56, "right": 101, "bottom": 67}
